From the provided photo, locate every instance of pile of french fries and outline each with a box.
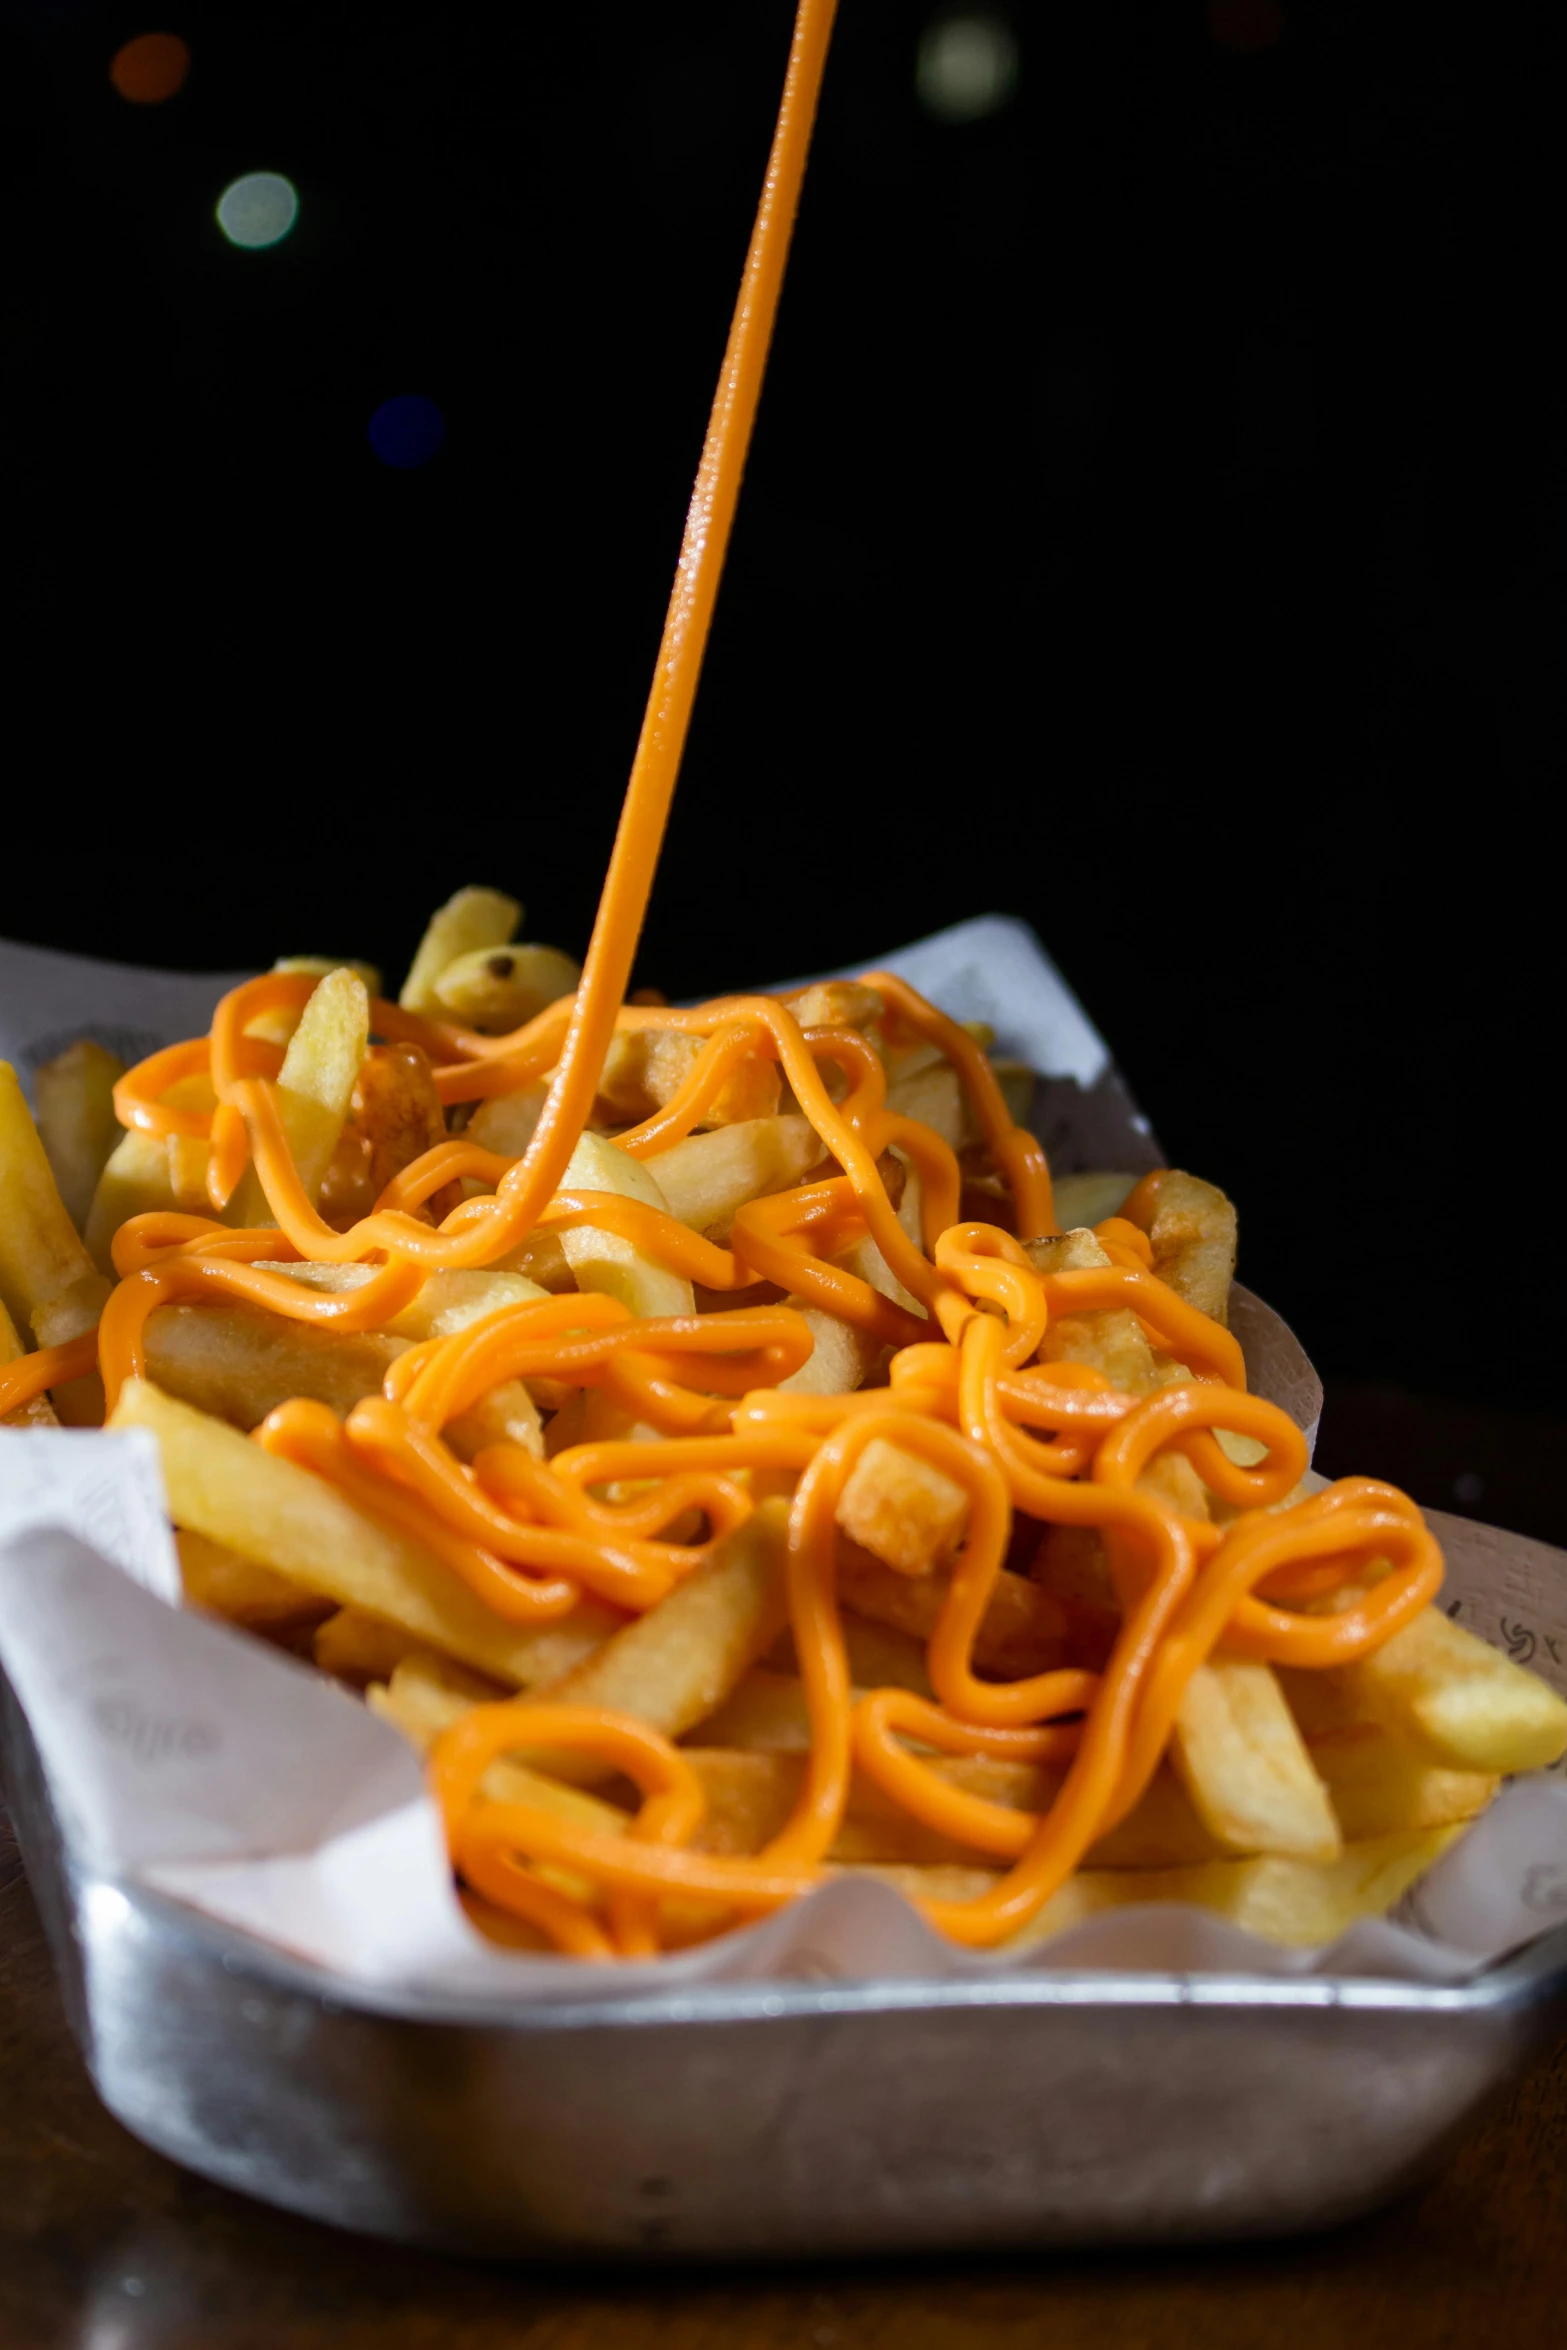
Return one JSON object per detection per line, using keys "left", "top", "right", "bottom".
{"left": 4, "top": 884, "right": 1566, "bottom": 1963}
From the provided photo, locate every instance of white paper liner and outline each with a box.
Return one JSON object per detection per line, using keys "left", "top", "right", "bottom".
{"left": 3, "top": 920, "right": 1566, "bottom": 2002}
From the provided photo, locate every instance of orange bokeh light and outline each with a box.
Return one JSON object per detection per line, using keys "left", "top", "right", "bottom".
{"left": 110, "top": 32, "right": 191, "bottom": 105}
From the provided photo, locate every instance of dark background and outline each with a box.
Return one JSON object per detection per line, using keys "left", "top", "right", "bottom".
{"left": 2, "top": 3, "right": 1562, "bottom": 1530}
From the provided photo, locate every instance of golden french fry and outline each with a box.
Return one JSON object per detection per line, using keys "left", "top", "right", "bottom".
{"left": 988, "top": 1061, "right": 1035, "bottom": 1128}
{"left": 1028, "top": 1226, "right": 1160, "bottom": 1393}
{"left": 1, "top": 1295, "right": 58, "bottom": 1427}
{"left": 176, "top": 1528, "right": 330, "bottom": 1630}
{"left": 1171, "top": 1657, "right": 1342, "bottom": 1861}
{"left": 247, "top": 957, "right": 382, "bottom": 1049}
{"left": 1049, "top": 1173, "right": 1139, "bottom": 1231}
{"left": 467, "top": 1084, "right": 549, "bottom": 1160}
{"left": 645, "top": 1115, "right": 821, "bottom": 1238}
{"left": 835, "top": 1230, "right": 923, "bottom": 1317}
{"left": 834, "top": 1435, "right": 970, "bottom": 1578}
{"left": 767, "top": 1610, "right": 934, "bottom": 1697}
{"left": 253, "top": 1261, "right": 549, "bottom": 1459}
{"left": 144, "top": 1300, "right": 405, "bottom": 1431}
{"left": 690, "top": 1667, "right": 816, "bottom": 1752}
{"left": 232, "top": 968, "right": 369, "bottom": 1226}
{"left": 1088, "top": 1767, "right": 1231, "bottom": 1869}
{"left": 1333, "top": 1605, "right": 1567, "bottom": 1775}
{"left": 275, "top": 954, "right": 383, "bottom": 996}
{"left": 0, "top": 1061, "right": 106, "bottom": 1335}
{"left": 778, "top": 981, "right": 884, "bottom": 1033}
{"left": 340, "top": 1042, "right": 450, "bottom": 1217}
{"left": 527, "top": 1497, "right": 791, "bottom": 1782}
{"left": 1012, "top": 1827, "right": 1461, "bottom": 1953}
{"left": 431, "top": 942, "right": 581, "bottom": 1035}
{"left": 373, "top": 1665, "right": 732, "bottom": 1925}
{"left": 1307, "top": 1724, "right": 1498, "bottom": 1840}
{"left": 85, "top": 1128, "right": 178, "bottom": 1275}
{"left": 1143, "top": 1169, "right": 1237, "bottom": 1325}
{"left": 33, "top": 1039, "right": 126, "bottom": 1233}
{"left": 0, "top": 1061, "right": 110, "bottom": 1420}
{"left": 556, "top": 1131, "right": 695, "bottom": 1319}
{"left": 777, "top": 1303, "right": 878, "bottom": 1397}
{"left": 598, "top": 1027, "right": 781, "bottom": 1129}
{"left": 111, "top": 1377, "right": 620, "bottom": 1687}
{"left": 884, "top": 1057, "right": 968, "bottom": 1152}
{"left": 313, "top": 1606, "right": 427, "bottom": 1685}
{"left": 399, "top": 886, "right": 521, "bottom": 1015}
{"left": 838, "top": 1547, "right": 1065, "bottom": 1678}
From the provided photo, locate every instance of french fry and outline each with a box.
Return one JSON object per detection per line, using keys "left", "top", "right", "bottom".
{"left": 232, "top": 967, "right": 369, "bottom": 1226}
{"left": 767, "top": 1610, "right": 934, "bottom": 1696}
{"left": 468, "top": 1084, "right": 549, "bottom": 1159}
{"left": 834, "top": 1435, "right": 970, "bottom": 1578}
{"left": 838, "top": 1546, "right": 1066, "bottom": 1678}
{"left": 1171, "top": 1657, "right": 1342, "bottom": 1861}
{"left": 371, "top": 1664, "right": 633, "bottom": 1912}
{"left": 883, "top": 1056, "right": 968, "bottom": 1152}
{"left": 275, "top": 954, "right": 383, "bottom": 996}
{"left": 85, "top": 1128, "right": 178, "bottom": 1275}
{"left": 1142, "top": 1170, "right": 1237, "bottom": 1326}
{"left": 399, "top": 886, "right": 521, "bottom": 1015}
{"left": 828, "top": 1228, "right": 922, "bottom": 1322}
{"left": 525, "top": 1497, "right": 791, "bottom": 1782}
{"left": 1010, "top": 1828, "right": 1461, "bottom": 1951}
{"left": 314, "top": 1606, "right": 427, "bottom": 1686}
{"left": 372, "top": 1672, "right": 631, "bottom": 1838}
{"left": 0, "top": 1061, "right": 110, "bottom": 1420}
{"left": 1, "top": 1295, "right": 58, "bottom": 1427}
{"left": 690, "top": 1667, "right": 816, "bottom": 1752}
{"left": 432, "top": 942, "right": 581, "bottom": 1034}
{"left": 1307, "top": 1724, "right": 1498, "bottom": 1841}
{"left": 777, "top": 1303, "right": 879, "bottom": 1396}
{"left": 598, "top": 1027, "right": 781, "bottom": 1128}
{"left": 33, "top": 1039, "right": 126, "bottom": 1233}
{"left": 176, "top": 1527, "right": 330, "bottom": 1630}
{"left": 247, "top": 957, "right": 382, "bottom": 1049}
{"left": 144, "top": 1301, "right": 406, "bottom": 1431}
{"left": 373, "top": 1665, "right": 741, "bottom": 1929}
{"left": 0, "top": 1061, "right": 109, "bottom": 1337}
{"left": 988, "top": 1061, "right": 1035, "bottom": 1128}
{"left": 1089, "top": 1767, "right": 1231, "bottom": 1868}
{"left": 247, "top": 1264, "right": 547, "bottom": 1455}
{"left": 778, "top": 981, "right": 884, "bottom": 1033}
{"left": 645, "top": 1115, "right": 821, "bottom": 1238}
{"left": 335, "top": 1042, "right": 451, "bottom": 1222}
{"left": 1027, "top": 1226, "right": 1161, "bottom": 1393}
{"left": 1049, "top": 1173, "right": 1138, "bottom": 1231}
{"left": 110, "top": 1377, "right": 621, "bottom": 1687}
{"left": 1331, "top": 1605, "right": 1567, "bottom": 1775}
{"left": 556, "top": 1131, "right": 695, "bottom": 1319}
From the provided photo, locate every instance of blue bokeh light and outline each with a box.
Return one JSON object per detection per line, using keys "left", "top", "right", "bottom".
{"left": 368, "top": 395, "right": 446, "bottom": 470}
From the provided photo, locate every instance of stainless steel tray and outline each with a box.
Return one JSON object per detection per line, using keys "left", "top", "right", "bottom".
{"left": 6, "top": 1665, "right": 1566, "bottom": 2257}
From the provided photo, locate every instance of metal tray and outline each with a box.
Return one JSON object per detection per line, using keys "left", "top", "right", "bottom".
{"left": 6, "top": 1666, "right": 1566, "bottom": 2257}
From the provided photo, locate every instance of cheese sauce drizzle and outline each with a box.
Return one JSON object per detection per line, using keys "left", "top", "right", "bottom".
{"left": 0, "top": 0, "right": 1446, "bottom": 1959}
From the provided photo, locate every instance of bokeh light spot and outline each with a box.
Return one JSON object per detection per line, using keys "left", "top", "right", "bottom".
{"left": 110, "top": 32, "right": 190, "bottom": 105}
{"left": 216, "top": 172, "right": 299, "bottom": 251}
{"left": 916, "top": 15, "right": 1019, "bottom": 123}
{"left": 1206, "top": 0, "right": 1286, "bottom": 54}
{"left": 368, "top": 395, "right": 447, "bottom": 470}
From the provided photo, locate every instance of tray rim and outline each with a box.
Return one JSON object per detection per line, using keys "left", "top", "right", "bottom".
{"left": 62, "top": 1856, "right": 1567, "bottom": 2036}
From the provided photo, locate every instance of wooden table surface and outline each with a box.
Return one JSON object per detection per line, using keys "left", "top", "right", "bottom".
{"left": 2, "top": 1808, "right": 1563, "bottom": 2350}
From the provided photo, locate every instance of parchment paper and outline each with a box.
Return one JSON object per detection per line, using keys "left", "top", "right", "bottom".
{"left": 2, "top": 919, "right": 1565, "bottom": 2000}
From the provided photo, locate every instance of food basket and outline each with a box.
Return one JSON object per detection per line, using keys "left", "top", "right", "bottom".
{"left": 3, "top": 917, "right": 1566, "bottom": 2255}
